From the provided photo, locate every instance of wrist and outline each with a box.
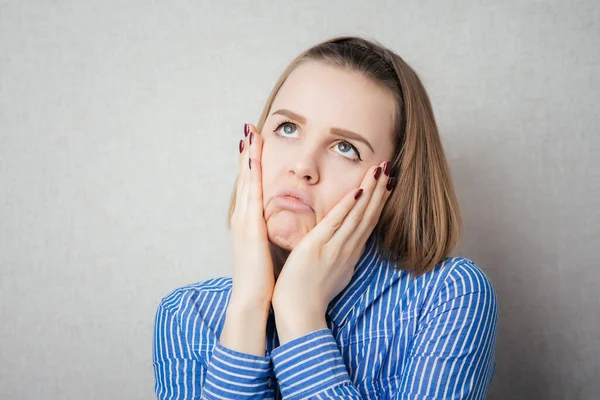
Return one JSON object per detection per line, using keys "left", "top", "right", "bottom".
{"left": 273, "top": 306, "right": 327, "bottom": 345}
{"left": 220, "top": 298, "right": 270, "bottom": 357}
{"left": 229, "top": 290, "right": 272, "bottom": 313}
{"left": 227, "top": 299, "right": 271, "bottom": 319}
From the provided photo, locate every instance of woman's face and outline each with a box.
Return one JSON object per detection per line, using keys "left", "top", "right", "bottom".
{"left": 261, "top": 60, "right": 396, "bottom": 250}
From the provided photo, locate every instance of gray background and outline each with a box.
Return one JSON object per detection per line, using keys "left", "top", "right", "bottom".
{"left": 1, "top": 1, "right": 598, "bottom": 399}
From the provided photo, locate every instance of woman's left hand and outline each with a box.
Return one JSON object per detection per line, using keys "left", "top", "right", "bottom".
{"left": 271, "top": 161, "right": 396, "bottom": 344}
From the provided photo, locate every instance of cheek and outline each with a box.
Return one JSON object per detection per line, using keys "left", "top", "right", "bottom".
{"left": 260, "top": 140, "right": 276, "bottom": 173}
{"left": 316, "top": 164, "right": 365, "bottom": 222}
{"left": 260, "top": 138, "right": 286, "bottom": 209}
{"left": 318, "top": 186, "right": 349, "bottom": 222}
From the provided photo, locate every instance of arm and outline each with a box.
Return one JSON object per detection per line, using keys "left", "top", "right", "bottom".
{"left": 153, "top": 122, "right": 279, "bottom": 398}
{"left": 395, "top": 261, "right": 499, "bottom": 399}
{"left": 153, "top": 290, "right": 273, "bottom": 400}
{"left": 270, "top": 260, "right": 498, "bottom": 400}
{"left": 270, "top": 328, "right": 364, "bottom": 399}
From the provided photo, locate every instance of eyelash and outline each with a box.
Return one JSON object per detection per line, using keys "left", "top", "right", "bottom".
{"left": 272, "top": 119, "right": 363, "bottom": 162}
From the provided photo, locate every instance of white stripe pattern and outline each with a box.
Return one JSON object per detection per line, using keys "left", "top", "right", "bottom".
{"left": 153, "top": 234, "right": 498, "bottom": 399}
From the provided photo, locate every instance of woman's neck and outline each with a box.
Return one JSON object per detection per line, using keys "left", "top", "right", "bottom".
{"left": 268, "top": 241, "right": 290, "bottom": 281}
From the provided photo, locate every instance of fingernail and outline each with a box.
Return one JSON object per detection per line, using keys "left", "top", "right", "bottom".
{"left": 354, "top": 188, "right": 363, "bottom": 200}
{"left": 374, "top": 166, "right": 382, "bottom": 180}
{"left": 239, "top": 139, "right": 244, "bottom": 153}
{"left": 386, "top": 177, "right": 396, "bottom": 191}
{"left": 383, "top": 161, "right": 391, "bottom": 176}
{"left": 244, "top": 123, "right": 249, "bottom": 137}
{"left": 250, "top": 132, "right": 254, "bottom": 145}
{"left": 249, "top": 158, "right": 252, "bottom": 170}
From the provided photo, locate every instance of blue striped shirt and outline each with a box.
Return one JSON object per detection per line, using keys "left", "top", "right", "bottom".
{"left": 153, "top": 235, "right": 498, "bottom": 399}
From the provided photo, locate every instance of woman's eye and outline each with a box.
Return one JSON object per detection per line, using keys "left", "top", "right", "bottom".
{"left": 334, "top": 141, "right": 361, "bottom": 161}
{"left": 276, "top": 122, "right": 298, "bottom": 137}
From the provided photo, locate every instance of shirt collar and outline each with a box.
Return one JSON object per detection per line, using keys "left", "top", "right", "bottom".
{"left": 326, "top": 233, "right": 389, "bottom": 327}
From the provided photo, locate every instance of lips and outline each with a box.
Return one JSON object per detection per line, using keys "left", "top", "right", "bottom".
{"left": 275, "top": 189, "right": 314, "bottom": 211}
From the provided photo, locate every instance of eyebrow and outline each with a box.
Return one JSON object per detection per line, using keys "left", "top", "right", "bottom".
{"left": 270, "top": 109, "right": 375, "bottom": 153}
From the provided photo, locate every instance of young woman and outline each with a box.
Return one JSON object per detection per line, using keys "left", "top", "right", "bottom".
{"left": 153, "top": 36, "right": 498, "bottom": 399}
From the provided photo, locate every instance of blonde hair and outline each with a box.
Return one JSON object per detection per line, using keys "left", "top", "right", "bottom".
{"left": 227, "top": 35, "right": 462, "bottom": 276}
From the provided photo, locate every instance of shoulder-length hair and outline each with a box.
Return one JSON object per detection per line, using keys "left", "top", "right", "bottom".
{"left": 227, "top": 35, "right": 462, "bottom": 276}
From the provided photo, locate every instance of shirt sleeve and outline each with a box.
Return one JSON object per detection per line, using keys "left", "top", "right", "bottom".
{"left": 395, "top": 260, "right": 499, "bottom": 400}
{"left": 270, "top": 328, "right": 363, "bottom": 399}
{"left": 153, "top": 290, "right": 273, "bottom": 399}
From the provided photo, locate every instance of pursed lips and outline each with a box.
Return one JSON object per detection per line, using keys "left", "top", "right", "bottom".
{"left": 274, "top": 189, "right": 314, "bottom": 212}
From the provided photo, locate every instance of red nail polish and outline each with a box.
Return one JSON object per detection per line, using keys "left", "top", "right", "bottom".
{"left": 383, "top": 161, "right": 391, "bottom": 176}
{"left": 249, "top": 158, "right": 252, "bottom": 170}
{"left": 354, "top": 188, "right": 363, "bottom": 200}
{"left": 249, "top": 132, "right": 254, "bottom": 145}
{"left": 374, "top": 167, "right": 382, "bottom": 180}
{"left": 239, "top": 139, "right": 244, "bottom": 153}
{"left": 244, "top": 123, "right": 249, "bottom": 137}
{"left": 386, "top": 177, "right": 396, "bottom": 191}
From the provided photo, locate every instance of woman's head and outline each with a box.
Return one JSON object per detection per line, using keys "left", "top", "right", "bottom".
{"left": 228, "top": 36, "right": 462, "bottom": 276}
{"left": 259, "top": 60, "right": 397, "bottom": 252}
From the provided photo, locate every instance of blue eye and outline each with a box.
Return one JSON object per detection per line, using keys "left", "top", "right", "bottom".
{"left": 273, "top": 119, "right": 362, "bottom": 162}
{"left": 278, "top": 122, "right": 298, "bottom": 137}
{"left": 335, "top": 141, "right": 360, "bottom": 159}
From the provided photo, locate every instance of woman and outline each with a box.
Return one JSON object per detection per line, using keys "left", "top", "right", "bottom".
{"left": 153, "top": 36, "right": 498, "bottom": 399}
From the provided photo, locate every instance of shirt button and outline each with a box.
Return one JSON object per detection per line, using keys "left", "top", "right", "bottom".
{"left": 266, "top": 377, "right": 273, "bottom": 388}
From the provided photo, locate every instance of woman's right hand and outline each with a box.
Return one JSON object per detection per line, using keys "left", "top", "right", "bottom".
{"left": 229, "top": 123, "right": 274, "bottom": 309}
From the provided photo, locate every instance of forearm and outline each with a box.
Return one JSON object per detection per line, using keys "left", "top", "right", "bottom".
{"left": 201, "top": 295, "right": 273, "bottom": 399}
{"left": 219, "top": 295, "right": 270, "bottom": 356}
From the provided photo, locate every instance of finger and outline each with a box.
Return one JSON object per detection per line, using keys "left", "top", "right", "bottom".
{"left": 246, "top": 124, "right": 264, "bottom": 207}
{"left": 306, "top": 186, "right": 362, "bottom": 244}
{"left": 235, "top": 123, "right": 252, "bottom": 208}
{"left": 328, "top": 163, "right": 384, "bottom": 250}
{"left": 346, "top": 161, "right": 395, "bottom": 250}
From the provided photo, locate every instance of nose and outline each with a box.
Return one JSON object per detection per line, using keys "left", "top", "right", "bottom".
{"left": 289, "top": 150, "right": 320, "bottom": 184}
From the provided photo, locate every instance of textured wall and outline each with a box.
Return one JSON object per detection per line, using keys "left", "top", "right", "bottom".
{"left": 1, "top": 1, "right": 598, "bottom": 398}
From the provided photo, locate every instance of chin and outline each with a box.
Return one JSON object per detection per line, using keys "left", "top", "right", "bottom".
{"left": 267, "top": 232, "right": 295, "bottom": 251}
{"left": 265, "top": 211, "right": 312, "bottom": 250}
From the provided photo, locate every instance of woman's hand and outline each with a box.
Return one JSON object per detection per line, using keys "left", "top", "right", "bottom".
{"left": 229, "top": 123, "right": 274, "bottom": 309}
{"left": 219, "top": 123, "right": 273, "bottom": 356}
{"left": 271, "top": 161, "right": 396, "bottom": 344}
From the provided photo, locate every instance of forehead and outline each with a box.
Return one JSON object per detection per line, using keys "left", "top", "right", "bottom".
{"left": 270, "top": 61, "right": 396, "bottom": 149}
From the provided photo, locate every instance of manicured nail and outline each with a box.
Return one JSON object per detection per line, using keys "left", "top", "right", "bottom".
{"left": 239, "top": 139, "right": 244, "bottom": 153}
{"left": 354, "top": 188, "right": 363, "bottom": 200}
{"left": 250, "top": 132, "right": 254, "bottom": 145}
{"left": 374, "top": 166, "right": 382, "bottom": 180}
{"left": 383, "top": 161, "right": 391, "bottom": 176}
{"left": 386, "top": 177, "right": 396, "bottom": 191}
{"left": 249, "top": 158, "right": 252, "bottom": 170}
{"left": 244, "top": 123, "right": 249, "bottom": 137}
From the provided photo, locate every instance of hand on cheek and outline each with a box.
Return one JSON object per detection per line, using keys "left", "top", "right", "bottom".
{"left": 271, "top": 161, "right": 396, "bottom": 344}
{"left": 220, "top": 123, "right": 276, "bottom": 357}
{"left": 229, "top": 124, "right": 274, "bottom": 306}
